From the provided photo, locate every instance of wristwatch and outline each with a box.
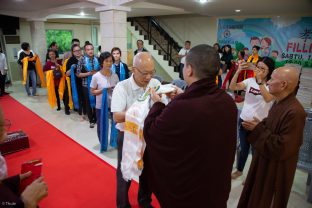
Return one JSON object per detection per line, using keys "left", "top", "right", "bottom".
{"left": 258, "top": 82, "right": 264, "bottom": 85}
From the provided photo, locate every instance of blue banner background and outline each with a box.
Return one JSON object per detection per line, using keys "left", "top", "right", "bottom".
{"left": 217, "top": 17, "right": 312, "bottom": 67}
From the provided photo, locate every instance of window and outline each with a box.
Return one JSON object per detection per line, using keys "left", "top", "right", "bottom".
{"left": 46, "top": 29, "right": 73, "bottom": 54}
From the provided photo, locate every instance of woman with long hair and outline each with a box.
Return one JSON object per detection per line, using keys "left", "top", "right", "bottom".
{"left": 229, "top": 57, "right": 275, "bottom": 180}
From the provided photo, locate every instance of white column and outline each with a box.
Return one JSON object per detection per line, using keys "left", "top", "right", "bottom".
{"left": 28, "top": 19, "right": 46, "bottom": 64}
{"left": 96, "top": 6, "right": 131, "bottom": 63}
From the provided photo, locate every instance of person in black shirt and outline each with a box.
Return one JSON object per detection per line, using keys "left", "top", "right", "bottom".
{"left": 64, "top": 44, "right": 86, "bottom": 116}
{"left": 134, "top": 40, "right": 148, "bottom": 55}
{"left": 17, "top": 42, "right": 37, "bottom": 96}
{"left": 111, "top": 47, "right": 130, "bottom": 81}
{"left": 220, "top": 44, "right": 233, "bottom": 73}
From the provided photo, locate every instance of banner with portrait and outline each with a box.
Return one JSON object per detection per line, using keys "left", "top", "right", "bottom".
{"left": 217, "top": 17, "right": 312, "bottom": 67}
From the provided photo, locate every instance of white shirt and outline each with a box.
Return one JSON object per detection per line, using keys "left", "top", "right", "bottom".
{"left": 17, "top": 49, "right": 34, "bottom": 60}
{"left": 240, "top": 78, "right": 273, "bottom": 121}
{"left": 178, "top": 48, "right": 190, "bottom": 64}
{"left": 0, "top": 53, "right": 8, "bottom": 75}
{"left": 111, "top": 75, "right": 161, "bottom": 131}
{"left": 90, "top": 71, "right": 119, "bottom": 109}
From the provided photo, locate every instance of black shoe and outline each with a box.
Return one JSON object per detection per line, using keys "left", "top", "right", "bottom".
{"left": 57, "top": 107, "right": 61, "bottom": 111}
{"left": 65, "top": 111, "right": 70, "bottom": 115}
{"left": 90, "top": 123, "right": 95, "bottom": 128}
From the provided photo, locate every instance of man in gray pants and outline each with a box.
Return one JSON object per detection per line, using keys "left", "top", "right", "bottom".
{"left": 111, "top": 52, "right": 161, "bottom": 208}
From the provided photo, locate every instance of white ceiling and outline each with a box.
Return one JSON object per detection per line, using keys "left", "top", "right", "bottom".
{"left": 0, "top": 0, "right": 311, "bottom": 22}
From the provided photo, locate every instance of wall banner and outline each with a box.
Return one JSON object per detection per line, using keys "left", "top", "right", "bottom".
{"left": 217, "top": 17, "right": 312, "bottom": 67}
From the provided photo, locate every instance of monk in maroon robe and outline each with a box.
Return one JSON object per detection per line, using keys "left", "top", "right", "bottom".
{"left": 143, "top": 44, "right": 237, "bottom": 207}
{"left": 238, "top": 66, "right": 306, "bottom": 208}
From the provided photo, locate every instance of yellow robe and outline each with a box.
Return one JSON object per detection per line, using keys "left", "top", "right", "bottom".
{"left": 245, "top": 54, "right": 259, "bottom": 79}
{"left": 45, "top": 64, "right": 65, "bottom": 109}
{"left": 46, "top": 70, "right": 56, "bottom": 109}
{"left": 22, "top": 54, "right": 46, "bottom": 87}
{"left": 61, "top": 59, "right": 73, "bottom": 109}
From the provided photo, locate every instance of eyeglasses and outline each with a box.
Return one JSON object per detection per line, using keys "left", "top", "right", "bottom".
{"left": 73, "top": 49, "right": 81, "bottom": 53}
{"left": 134, "top": 67, "right": 156, "bottom": 77}
{"left": 1, "top": 119, "right": 11, "bottom": 131}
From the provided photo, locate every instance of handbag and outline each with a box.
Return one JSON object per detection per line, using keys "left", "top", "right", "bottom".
{"left": 53, "top": 67, "right": 62, "bottom": 79}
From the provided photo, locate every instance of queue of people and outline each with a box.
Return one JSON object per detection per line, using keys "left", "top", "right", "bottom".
{"left": 0, "top": 40, "right": 307, "bottom": 208}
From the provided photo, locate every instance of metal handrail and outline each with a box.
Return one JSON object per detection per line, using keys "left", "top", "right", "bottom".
{"left": 128, "top": 16, "right": 182, "bottom": 67}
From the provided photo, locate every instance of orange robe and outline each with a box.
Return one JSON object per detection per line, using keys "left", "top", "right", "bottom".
{"left": 22, "top": 55, "right": 46, "bottom": 87}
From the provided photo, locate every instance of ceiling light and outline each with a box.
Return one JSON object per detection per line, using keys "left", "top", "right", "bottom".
{"left": 199, "top": 0, "right": 208, "bottom": 3}
{"left": 235, "top": 9, "right": 241, "bottom": 12}
{"left": 80, "top": 11, "right": 85, "bottom": 16}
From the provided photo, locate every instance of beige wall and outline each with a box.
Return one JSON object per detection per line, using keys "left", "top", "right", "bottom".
{"left": 19, "top": 20, "right": 33, "bottom": 46}
{"left": 19, "top": 20, "right": 98, "bottom": 53}
{"left": 19, "top": 14, "right": 310, "bottom": 52}
{"left": 157, "top": 15, "right": 218, "bottom": 47}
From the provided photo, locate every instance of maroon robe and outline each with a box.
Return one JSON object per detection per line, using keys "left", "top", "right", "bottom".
{"left": 238, "top": 94, "right": 306, "bottom": 208}
{"left": 143, "top": 78, "right": 237, "bottom": 208}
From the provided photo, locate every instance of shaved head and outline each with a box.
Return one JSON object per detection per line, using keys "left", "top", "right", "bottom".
{"left": 133, "top": 52, "right": 155, "bottom": 88}
{"left": 133, "top": 52, "right": 154, "bottom": 70}
{"left": 274, "top": 67, "right": 299, "bottom": 92}
{"left": 267, "top": 66, "right": 300, "bottom": 101}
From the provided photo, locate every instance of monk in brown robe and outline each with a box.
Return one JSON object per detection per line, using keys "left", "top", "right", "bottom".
{"left": 143, "top": 44, "right": 237, "bottom": 207}
{"left": 238, "top": 66, "right": 306, "bottom": 208}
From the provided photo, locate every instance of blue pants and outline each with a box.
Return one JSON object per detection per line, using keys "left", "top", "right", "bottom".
{"left": 237, "top": 118, "right": 253, "bottom": 172}
{"left": 218, "top": 75, "right": 222, "bottom": 88}
{"left": 25, "top": 70, "right": 36, "bottom": 96}
{"left": 179, "top": 63, "right": 184, "bottom": 80}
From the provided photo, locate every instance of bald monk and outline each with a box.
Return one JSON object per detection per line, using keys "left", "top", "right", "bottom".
{"left": 111, "top": 52, "right": 160, "bottom": 208}
{"left": 238, "top": 67, "right": 306, "bottom": 208}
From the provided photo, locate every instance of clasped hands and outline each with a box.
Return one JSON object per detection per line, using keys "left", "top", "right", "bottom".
{"left": 242, "top": 117, "right": 261, "bottom": 131}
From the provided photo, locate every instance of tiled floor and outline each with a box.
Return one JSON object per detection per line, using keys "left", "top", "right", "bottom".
{"left": 2, "top": 81, "right": 312, "bottom": 208}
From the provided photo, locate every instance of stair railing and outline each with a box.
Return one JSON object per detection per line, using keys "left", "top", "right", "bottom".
{"left": 128, "top": 16, "right": 182, "bottom": 68}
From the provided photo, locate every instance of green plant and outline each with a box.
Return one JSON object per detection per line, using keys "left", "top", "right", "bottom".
{"left": 46, "top": 30, "right": 73, "bottom": 54}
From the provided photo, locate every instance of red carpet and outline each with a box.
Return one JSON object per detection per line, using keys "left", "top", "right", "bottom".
{"left": 0, "top": 95, "right": 159, "bottom": 208}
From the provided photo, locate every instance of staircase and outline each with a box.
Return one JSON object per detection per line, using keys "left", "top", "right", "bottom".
{"left": 128, "top": 17, "right": 182, "bottom": 74}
